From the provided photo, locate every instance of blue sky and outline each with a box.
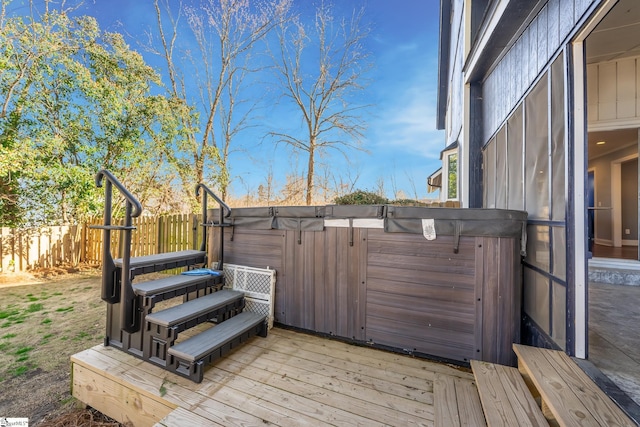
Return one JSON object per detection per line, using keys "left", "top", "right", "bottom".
{"left": 9, "top": 0, "right": 444, "bottom": 201}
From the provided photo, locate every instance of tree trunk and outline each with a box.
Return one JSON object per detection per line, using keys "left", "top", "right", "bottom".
{"left": 306, "top": 145, "right": 315, "bottom": 206}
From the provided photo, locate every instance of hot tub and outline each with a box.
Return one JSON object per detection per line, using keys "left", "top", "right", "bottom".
{"left": 208, "top": 205, "right": 527, "bottom": 366}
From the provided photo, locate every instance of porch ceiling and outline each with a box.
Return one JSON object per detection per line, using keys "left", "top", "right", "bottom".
{"left": 587, "top": 0, "right": 640, "bottom": 64}
{"left": 588, "top": 128, "right": 638, "bottom": 162}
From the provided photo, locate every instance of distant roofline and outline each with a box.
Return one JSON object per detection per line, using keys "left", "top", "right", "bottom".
{"left": 440, "top": 140, "right": 459, "bottom": 160}
{"left": 428, "top": 167, "right": 442, "bottom": 179}
{"left": 436, "top": 0, "right": 451, "bottom": 131}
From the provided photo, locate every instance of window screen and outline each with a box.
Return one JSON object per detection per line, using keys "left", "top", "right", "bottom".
{"left": 551, "top": 54, "right": 566, "bottom": 220}
{"left": 525, "top": 74, "right": 550, "bottom": 219}
{"left": 552, "top": 281, "right": 566, "bottom": 349}
{"left": 526, "top": 224, "right": 550, "bottom": 272}
{"left": 524, "top": 268, "right": 550, "bottom": 332}
{"left": 552, "top": 227, "right": 566, "bottom": 281}
{"left": 507, "top": 105, "right": 524, "bottom": 210}
{"left": 483, "top": 52, "right": 567, "bottom": 350}
{"left": 496, "top": 127, "right": 507, "bottom": 208}
{"left": 484, "top": 138, "right": 496, "bottom": 208}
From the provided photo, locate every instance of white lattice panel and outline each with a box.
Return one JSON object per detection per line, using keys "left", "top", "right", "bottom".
{"left": 223, "top": 263, "right": 276, "bottom": 329}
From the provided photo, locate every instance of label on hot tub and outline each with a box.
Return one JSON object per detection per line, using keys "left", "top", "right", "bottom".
{"left": 421, "top": 219, "right": 436, "bottom": 240}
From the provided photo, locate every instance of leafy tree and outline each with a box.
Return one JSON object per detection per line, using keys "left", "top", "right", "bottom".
{"left": 269, "top": 2, "right": 372, "bottom": 205}
{"left": 0, "top": 2, "right": 181, "bottom": 226}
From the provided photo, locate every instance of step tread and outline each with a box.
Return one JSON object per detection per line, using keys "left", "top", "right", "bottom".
{"left": 168, "top": 311, "right": 265, "bottom": 362}
{"left": 114, "top": 250, "right": 205, "bottom": 269}
{"left": 146, "top": 289, "right": 244, "bottom": 327}
{"left": 513, "top": 344, "right": 636, "bottom": 427}
{"left": 470, "top": 360, "right": 546, "bottom": 427}
{"left": 133, "top": 273, "right": 222, "bottom": 297}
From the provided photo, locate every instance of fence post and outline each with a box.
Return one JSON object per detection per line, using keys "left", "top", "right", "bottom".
{"left": 81, "top": 222, "right": 87, "bottom": 263}
{"left": 191, "top": 213, "right": 197, "bottom": 250}
{"left": 156, "top": 215, "right": 163, "bottom": 254}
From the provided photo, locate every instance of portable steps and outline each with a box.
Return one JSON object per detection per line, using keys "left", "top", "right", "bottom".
{"left": 168, "top": 311, "right": 268, "bottom": 382}
{"left": 93, "top": 170, "right": 269, "bottom": 383}
{"left": 144, "top": 289, "right": 246, "bottom": 367}
{"left": 115, "top": 249, "right": 206, "bottom": 276}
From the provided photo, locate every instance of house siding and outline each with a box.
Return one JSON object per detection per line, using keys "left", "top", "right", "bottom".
{"left": 446, "top": 0, "right": 466, "bottom": 145}
{"left": 482, "top": 0, "right": 599, "bottom": 142}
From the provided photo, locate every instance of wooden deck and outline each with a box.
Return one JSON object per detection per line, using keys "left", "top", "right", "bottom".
{"left": 71, "top": 327, "right": 475, "bottom": 426}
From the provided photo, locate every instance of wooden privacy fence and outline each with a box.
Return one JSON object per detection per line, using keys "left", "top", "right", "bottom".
{"left": 1, "top": 213, "right": 203, "bottom": 273}
{"left": 0, "top": 225, "right": 83, "bottom": 273}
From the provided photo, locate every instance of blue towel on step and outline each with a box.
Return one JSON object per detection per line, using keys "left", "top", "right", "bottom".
{"left": 181, "top": 268, "right": 221, "bottom": 276}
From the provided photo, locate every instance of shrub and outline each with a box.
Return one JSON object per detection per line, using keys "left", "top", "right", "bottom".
{"left": 389, "top": 199, "right": 429, "bottom": 206}
{"left": 333, "top": 190, "right": 388, "bottom": 205}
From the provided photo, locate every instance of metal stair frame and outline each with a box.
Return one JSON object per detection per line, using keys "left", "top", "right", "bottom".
{"left": 196, "top": 183, "right": 231, "bottom": 270}
{"left": 143, "top": 290, "right": 246, "bottom": 367}
{"left": 93, "top": 169, "right": 143, "bottom": 336}
{"left": 93, "top": 170, "right": 268, "bottom": 382}
{"left": 168, "top": 311, "right": 268, "bottom": 382}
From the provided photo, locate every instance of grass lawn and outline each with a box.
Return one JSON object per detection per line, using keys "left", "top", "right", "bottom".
{"left": 0, "top": 267, "right": 122, "bottom": 425}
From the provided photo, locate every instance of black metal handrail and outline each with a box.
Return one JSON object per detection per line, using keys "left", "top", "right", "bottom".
{"left": 95, "top": 169, "right": 143, "bottom": 218}
{"left": 196, "top": 183, "right": 231, "bottom": 270}
{"left": 95, "top": 169, "right": 143, "bottom": 333}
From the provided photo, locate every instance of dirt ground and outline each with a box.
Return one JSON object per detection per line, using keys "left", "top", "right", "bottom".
{"left": 0, "top": 266, "right": 122, "bottom": 426}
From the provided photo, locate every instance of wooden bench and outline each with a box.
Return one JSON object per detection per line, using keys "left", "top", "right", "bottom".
{"left": 471, "top": 360, "right": 548, "bottom": 426}
{"left": 513, "top": 343, "right": 635, "bottom": 427}
{"left": 434, "top": 373, "right": 487, "bottom": 427}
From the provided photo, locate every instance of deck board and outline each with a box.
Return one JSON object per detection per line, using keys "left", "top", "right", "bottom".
{"left": 72, "top": 328, "right": 471, "bottom": 426}
{"left": 226, "top": 337, "right": 434, "bottom": 405}
{"left": 471, "top": 360, "right": 547, "bottom": 426}
{"left": 154, "top": 408, "right": 215, "bottom": 427}
{"left": 433, "top": 373, "right": 487, "bottom": 427}
{"left": 209, "top": 353, "right": 432, "bottom": 425}
{"left": 266, "top": 328, "right": 474, "bottom": 381}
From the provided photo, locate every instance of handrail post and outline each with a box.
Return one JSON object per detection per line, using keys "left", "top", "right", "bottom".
{"left": 217, "top": 198, "right": 224, "bottom": 271}
{"left": 101, "top": 179, "right": 115, "bottom": 302}
{"left": 120, "top": 200, "right": 138, "bottom": 332}
{"left": 196, "top": 184, "right": 231, "bottom": 271}
{"left": 94, "top": 169, "right": 143, "bottom": 333}
{"left": 200, "top": 191, "right": 208, "bottom": 253}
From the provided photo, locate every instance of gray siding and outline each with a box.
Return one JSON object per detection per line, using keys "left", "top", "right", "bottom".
{"left": 483, "top": 0, "right": 598, "bottom": 141}
{"left": 446, "top": 0, "right": 466, "bottom": 144}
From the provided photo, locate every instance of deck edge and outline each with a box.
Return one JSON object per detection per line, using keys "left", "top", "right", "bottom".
{"left": 71, "top": 345, "right": 177, "bottom": 426}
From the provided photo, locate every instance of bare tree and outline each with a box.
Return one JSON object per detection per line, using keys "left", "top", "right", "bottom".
{"left": 374, "top": 176, "right": 386, "bottom": 198}
{"left": 315, "top": 162, "right": 361, "bottom": 202}
{"left": 405, "top": 171, "right": 420, "bottom": 200}
{"left": 150, "top": 0, "right": 291, "bottom": 205}
{"left": 269, "top": 2, "right": 371, "bottom": 205}
{"left": 257, "top": 164, "right": 278, "bottom": 205}
{"left": 389, "top": 171, "right": 399, "bottom": 200}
